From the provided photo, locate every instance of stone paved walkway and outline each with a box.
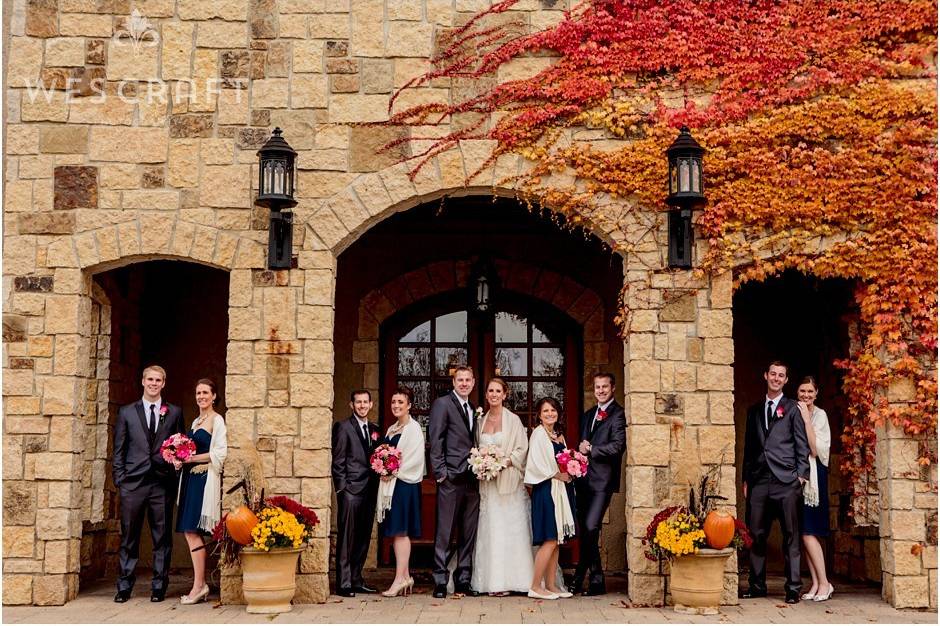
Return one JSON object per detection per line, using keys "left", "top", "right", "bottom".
{"left": 3, "top": 574, "right": 936, "bottom": 624}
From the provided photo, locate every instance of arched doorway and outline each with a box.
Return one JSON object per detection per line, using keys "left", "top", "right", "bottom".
{"left": 79, "top": 260, "right": 229, "bottom": 592}
{"left": 332, "top": 195, "right": 627, "bottom": 580}
{"left": 380, "top": 290, "right": 583, "bottom": 565}
{"left": 731, "top": 271, "right": 875, "bottom": 585}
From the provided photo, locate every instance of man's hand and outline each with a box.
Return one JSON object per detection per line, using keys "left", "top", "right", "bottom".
{"left": 578, "top": 440, "right": 591, "bottom": 454}
{"left": 798, "top": 477, "right": 807, "bottom": 486}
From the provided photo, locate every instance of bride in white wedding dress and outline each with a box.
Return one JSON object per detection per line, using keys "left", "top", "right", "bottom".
{"left": 471, "top": 378, "right": 534, "bottom": 594}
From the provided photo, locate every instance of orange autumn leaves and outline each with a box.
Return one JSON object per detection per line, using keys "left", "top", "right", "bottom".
{"left": 386, "top": 0, "right": 938, "bottom": 497}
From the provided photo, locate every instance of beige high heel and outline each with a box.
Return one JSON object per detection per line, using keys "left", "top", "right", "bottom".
{"left": 381, "top": 579, "right": 410, "bottom": 597}
{"left": 180, "top": 584, "right": 209, "bottom": 605}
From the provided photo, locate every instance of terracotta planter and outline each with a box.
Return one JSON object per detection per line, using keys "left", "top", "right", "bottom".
{"left": 240, "top": 546, "right": 303, "bottom": 614}
{"left": 668, "top": 547, "right": 734, "bottom": 615}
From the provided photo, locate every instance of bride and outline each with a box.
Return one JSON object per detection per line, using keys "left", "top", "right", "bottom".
{"left": 471, "top": 377, "right": 534, "bottom": 595}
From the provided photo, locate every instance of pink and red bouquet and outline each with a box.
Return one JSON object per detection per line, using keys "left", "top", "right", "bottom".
{"left": 555, "top": 448, "right": 589, "bottom": 478}
{"left": 160, "top": 433, "right": 196, "bottom": 470}
{"left": 370, "top": 444, "right": 402, "bottom": 477}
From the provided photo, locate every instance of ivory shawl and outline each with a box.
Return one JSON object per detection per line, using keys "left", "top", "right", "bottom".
{"left": 803, "top": 407, "right": 830, "bottom": 507}
{"left": 476, "top": 408, "right": 528, "bottom": 495}
{"left": 377, "top": 417, "right": 426, "bottom": 523}
{"left": 524, "top": 425, "right": 575, "bottom": 543}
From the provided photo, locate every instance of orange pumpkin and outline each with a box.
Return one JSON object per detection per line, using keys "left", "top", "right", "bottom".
{"left": 226, "top": 505, "right": 259, "bottom": 545}
{"left": 703, "top": 510, "right": 735, "bottom": 549}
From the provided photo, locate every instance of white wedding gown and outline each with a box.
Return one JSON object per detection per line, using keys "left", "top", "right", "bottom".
{"left": 470, "top": 431, "right": 535, "bottom": 593}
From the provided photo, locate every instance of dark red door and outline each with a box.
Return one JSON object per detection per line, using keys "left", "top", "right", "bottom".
{"left": 380, "top": 292, "right": 582, "bottom": 566}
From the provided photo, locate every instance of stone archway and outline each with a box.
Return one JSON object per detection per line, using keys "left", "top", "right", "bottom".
{"left": 3, "top": 216, "right": 257, "bottom": 604}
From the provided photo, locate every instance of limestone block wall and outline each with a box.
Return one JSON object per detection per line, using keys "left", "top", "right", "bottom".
{"left": 2, "top": 0, "right": 933, "bottom": 609}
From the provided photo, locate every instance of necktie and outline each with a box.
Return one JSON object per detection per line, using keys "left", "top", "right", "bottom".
{"left": 765, "top": 400, "right": 773, "bottom": 432}
{"left": 464, "top": 402, "right": 472, "bottom": 432}
{"left": 362, "top": 423, "right": 370, "bottom": 445}
{"left": 149, "top": 404, "right": 157, "bottom": 435}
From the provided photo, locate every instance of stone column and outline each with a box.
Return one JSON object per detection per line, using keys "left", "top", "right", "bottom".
{"left": 624, "top": 260, "right": 738, "bottom": 607}
{"left": 876, "top": 394, "right": 938, "bottom": 609}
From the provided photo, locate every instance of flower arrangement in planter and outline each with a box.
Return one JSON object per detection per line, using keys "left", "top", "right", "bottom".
{"left": 209, "top": 442, "right": 320, "bottom": 614}
{"left": 642, "top": 464, "right": 751, "bottom": 614}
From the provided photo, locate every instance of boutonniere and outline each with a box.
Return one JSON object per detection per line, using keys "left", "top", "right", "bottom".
{"left": 775, "top": 406, "right": 784, "bottom": 420}
{"left": 596, "top": 408, "right": 608, "bottom": 421}
{"left": 159, "top": 405, "right": 168, "bottom": 418}
{"left": 474, "top": 407, "right": 483, "bottom": 419}
{"left": 370, "top": 431, "right": 379, "bottom": 442}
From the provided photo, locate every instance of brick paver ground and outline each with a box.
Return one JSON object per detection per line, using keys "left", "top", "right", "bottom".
{"left": 4, "top": 573, "right": 935, "bottom": 624}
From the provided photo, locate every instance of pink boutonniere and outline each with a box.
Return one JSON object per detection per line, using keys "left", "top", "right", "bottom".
{"left": 159, "top": 405, "right": 168, "bottom": 417}
{"left": 596, "top": 409, "right": 608, "bottom": 421}
{"left": 775, "top": 407, "right": 784, "bottom": 419}
{"left": 370, "top": 431, "right": 379, "bottom": 441}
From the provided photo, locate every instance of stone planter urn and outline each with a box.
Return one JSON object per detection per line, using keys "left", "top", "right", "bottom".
{"left": 240, "top": 546, "right": 304, "bottom": 613}
{"left": 668, "top": 547, "right": 734, "bottom": 615}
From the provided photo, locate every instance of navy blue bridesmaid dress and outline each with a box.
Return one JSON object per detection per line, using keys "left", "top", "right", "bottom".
{"left": 531, "top": 440, "right": 576, "bottom": 545}
{"left": 176, "top": 428, "right": 212, "bottom": 533}
{"left": 802, "top": 461, "right": 830, "bottom": 537}
{"left": 380, "top": 433, "right": 422, "bottom": 538}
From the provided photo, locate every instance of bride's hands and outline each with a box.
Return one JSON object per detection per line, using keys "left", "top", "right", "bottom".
{"left": 554, "top": 471, "right": 571, "bottom": 483}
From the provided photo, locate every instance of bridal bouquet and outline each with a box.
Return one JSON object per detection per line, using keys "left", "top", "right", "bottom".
{"left": 160, "top": 433, "right": 196, "bottom": 470}
{"left": 555, "top": 448, "right": 589, "bottom": 478}
{"left": 370, "top": 444, "right": 402, "bottom": 477}
{"left": 468, "top": 445, "right": 506, "bottom": 481}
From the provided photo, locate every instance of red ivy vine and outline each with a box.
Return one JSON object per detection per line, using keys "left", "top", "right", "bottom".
{"left": 384, "top": 0, "right": 938, "bottom": 503}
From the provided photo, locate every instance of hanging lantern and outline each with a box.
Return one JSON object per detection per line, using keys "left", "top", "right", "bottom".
{"left": 665, "top": 126, "right": 706, "bottom": 268}
{"left": 469, "top": 258, "right": 498, "bottom": 314}
{"left": 255, "top": 128, "right": 297, "bottom": 269}
{"left": 256, "top": 127, "right": 297, "bottom": 209}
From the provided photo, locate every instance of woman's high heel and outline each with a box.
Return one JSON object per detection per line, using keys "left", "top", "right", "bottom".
{"left": 180, "top": 583, "right": 209, "bottom": 605}
{"left": 813, "top": 584, "right": 834, "bottom": 602}
{"left": 381, "top": 579, "right": 410, "bottom": 597}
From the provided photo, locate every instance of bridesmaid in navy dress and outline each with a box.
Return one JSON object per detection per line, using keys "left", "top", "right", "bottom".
{"left": 377, "top": 386, "right": 425, "bottom": 597}
{"left": 526, "top": 397, "right": 576, "bottom": 599}
{"left": 175, "top": 378, "right": 227, "bottom": 605}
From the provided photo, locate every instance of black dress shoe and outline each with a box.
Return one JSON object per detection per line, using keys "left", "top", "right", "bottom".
{"left": 738, "top": 588, "right": 767, "bottom": 599}
{"left": 337, "top": 588, "right": 356, "bottom": 598}
{"left": 455, "top": 585, "right": 480, "bottom": 597}
{"left": 114, "top": 590, "right": 131, "bottom": 603}
{"left": 353, "top": 584, "right": 377, "bottom": 594}
{"left": 433, "top": 584, "right": 447, "bottom": 598}
{"left": 584, "top": 585, "right": 606, "bottom": 596}
{"left": 785, "top": 592, "right": 800, "bottom": 604}
{"left": 150, "top": 590, "right": 166, "bottom": 602}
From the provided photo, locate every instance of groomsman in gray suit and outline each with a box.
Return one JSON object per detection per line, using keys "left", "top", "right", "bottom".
{"left": 429, "top": 365, "right": 480, "bottom": 598}
{"left": 111, "top": 365, "right": 184, "bottom": 603}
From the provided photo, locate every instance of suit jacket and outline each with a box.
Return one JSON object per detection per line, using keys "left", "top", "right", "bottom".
{"left": 331, "top": 416, "right": 380, "bottom": 496}
{"left": 428, "top": 392, "right": 477, "bottom": 482}
{"left": 577, "top": 401, "right": 627, "bottom": 493}
{"left": 112, "top": 400, "right": 184, "bottom": 491}
{"left": 743, "top": 396, "right": 811, "bottom": 486}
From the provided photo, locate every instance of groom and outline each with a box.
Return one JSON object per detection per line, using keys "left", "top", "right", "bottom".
{"left": 111, "top": 365, "right": 184, "bottom": 602}
{"left": 428, "top": 365, "right": 480, "bottom": 598}
{"left": 572, "top": 372, "right": 626, "bottom": 596}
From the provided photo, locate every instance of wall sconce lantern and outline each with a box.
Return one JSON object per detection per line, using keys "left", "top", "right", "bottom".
{"left": 256, "top": 128, "right": 297, "bottom": 270}
{"left": 469, "top": 258, "right": 498, "bottom": 314}
{"left": 666, "top": 125, "right": 706, "bottom": 269}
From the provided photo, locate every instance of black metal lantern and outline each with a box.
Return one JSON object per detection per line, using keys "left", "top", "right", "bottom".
{"left": 666, "top": 126, "right": 706, "bottom": 268}
{"left": 469, "top": 258, "right": 498, "bottom": 314}
{"left": 256, "top": 128, "right": 297, "bottom": 269}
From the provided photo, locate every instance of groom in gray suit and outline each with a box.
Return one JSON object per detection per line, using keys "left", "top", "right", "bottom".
{"left": 429, "top": 365, "right": 480, "bottom": 598}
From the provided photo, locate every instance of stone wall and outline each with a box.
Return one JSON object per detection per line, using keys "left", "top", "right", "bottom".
{"left": 2, "top": 0, "right": 934, "bottom": 609}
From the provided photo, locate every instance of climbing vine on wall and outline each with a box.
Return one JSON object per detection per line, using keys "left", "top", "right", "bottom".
{"left": 384, "top": 0, "right": 938, "bottom": 502}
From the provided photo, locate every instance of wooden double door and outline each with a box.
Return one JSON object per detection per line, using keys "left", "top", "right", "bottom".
{"left": 380, "top": 292, "right": 582, "bottom": 565}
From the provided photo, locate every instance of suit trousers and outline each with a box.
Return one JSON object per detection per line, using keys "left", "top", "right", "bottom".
{"left": 117, "top": 478, "right": 174, "bottom": 593}
{"left": 335, "top": 489, "right": 376, "bottom": 590}
{"left": 574, "top": 487, "right": 612, "bottom": 588}
{"left": 433, "top": 477, "right": 479, "bottom": 587}
{"left": 747, "top": 474, "right": 803, "bottom": 595}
